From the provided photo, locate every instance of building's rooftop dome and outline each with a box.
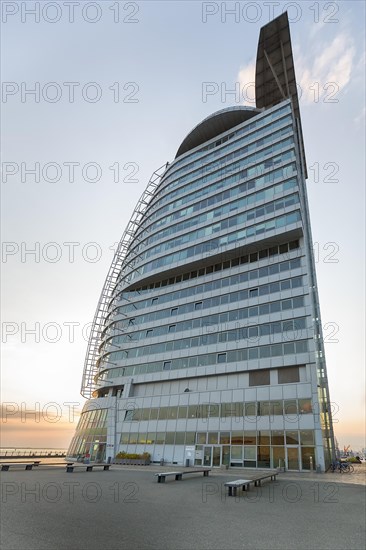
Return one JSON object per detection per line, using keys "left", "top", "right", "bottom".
{"left": 175, "top": 106, "right": 260, "bottom": 159}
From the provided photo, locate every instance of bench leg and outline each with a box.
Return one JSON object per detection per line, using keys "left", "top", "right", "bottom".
{"left": 228, "top": 487, "right": 233, "bottom": 497}
{"left": 203, "top": 471, "right": 209, "bottom": 477}
{"left": 1, "top": 465, "right": 9, "bottom": 471}
{"left": 175, "top": 474, "right": 182, "bottom": 481}
{"left": 67, "top": 467, "right": 74, "bottom": 473}
{"left": 103, "top": 465, "right": 110, "bottom": 471}
{"left": 25, "top": 465, "right": 33, "bottom": 470}
{"left": 86, "top": 466, "right": 93, "bottom": 472}
{"left": 158, "top": 476, "right": 165, "bottom": 483}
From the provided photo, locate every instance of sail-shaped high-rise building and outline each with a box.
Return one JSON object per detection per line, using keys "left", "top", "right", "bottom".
{"left": 68, "top": 13, "right": 335, "bottom": 471}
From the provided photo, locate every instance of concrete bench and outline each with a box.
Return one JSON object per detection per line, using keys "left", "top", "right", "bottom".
{"left": 66, "top": 464, "right": 111, "bottom": 473}
{"left": 224, "top": 479, "right": 252, "bottom": 497}
{"left": 1, "top": 462, "right": 35, "bottom": 471}
{"left": 155, "top": 468, "right": 211, "bottom": 483}
{"left": 250, "top": 471, "right": 278, "bottom": 486}
{"left": 37, "top": 462, "right": 74, "bottom": 467}
{"left": 225, "top": 471, "right": 279, "bottom": 496}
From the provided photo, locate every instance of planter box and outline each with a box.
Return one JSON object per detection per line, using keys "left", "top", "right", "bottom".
{"left": 114, "top": 459, "right": 150, "bottom": 466}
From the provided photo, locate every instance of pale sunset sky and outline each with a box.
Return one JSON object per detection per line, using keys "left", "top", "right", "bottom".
{"left": 1, "top": 1, "right": 365, "bottom": 452}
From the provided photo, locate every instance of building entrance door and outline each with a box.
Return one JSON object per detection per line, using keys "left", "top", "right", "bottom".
{"left": 203, "top": 446, "right": 221, "bottom": 467}
{"left": 212, "top": 446, "right": 221, "bottom": 466}
{"left": 286, "top": 447, "right": 299, "bottom": 470}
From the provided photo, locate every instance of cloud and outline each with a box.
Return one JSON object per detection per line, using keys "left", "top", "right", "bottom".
{"left": 295, "top": 32, "right": 355, "bottom": 104}
{"left": 237, "top": 61, "right": 256, "bottom": 106}
{"left": 236, "top": 32, "right": 356, "bottom": 107}
{"left": 354, "top": 105, "right": 366, "bottom": 125}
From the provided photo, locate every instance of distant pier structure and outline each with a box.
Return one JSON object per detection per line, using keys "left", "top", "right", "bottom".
{"left": 0, "top": 448, "right": 67, "bottom": 459}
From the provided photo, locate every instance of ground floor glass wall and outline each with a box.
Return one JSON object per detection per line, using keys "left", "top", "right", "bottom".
{"left": 121, "top": 429, "right": 316, "bottom": 470}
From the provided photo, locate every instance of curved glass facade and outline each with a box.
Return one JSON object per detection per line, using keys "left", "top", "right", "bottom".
{"left": 68, "top": 14, "right": 334, "bottom": 472}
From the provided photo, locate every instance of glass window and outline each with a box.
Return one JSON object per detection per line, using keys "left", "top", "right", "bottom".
{"left": 257, "top": 446, "right": 270, "bottom": 468}
{"left": 217, "top": 353, "right": 227, "bottom": 364}
{"left": 249, "top": 370, "right": 270, "bottom": 386}
{"left": 259, "top": 346, "right": 271, "bottom": 359}
{"left": 138, "top": 433, "right": 147, "bottom": 444}
{"left": 167, "top": 406, "right": 178, "bottom": 420}
{"left": 231, "top": 446, "right": 243, "bottom": 460}
{"left": 300, "top": 430, "right": 315, "bottom": 446}
{"left": 271, "top": 401, "right": 283, "bottom": 416}
{"left": 124, "top": 410, "right": 134, "bottom": 421}
{"left": 128, "top": 433, "right": 138, "bottom": 444}
{"left": 248, "top": 348, "right": 258, "bottom": 360}
{"left": 286, "top": 431, "right": 299, "bottom": 445}
{"left": 271, "top": 430, "right": 284, "bottom": 445}
{"left": 258, "top": 402, "right": 270, "bottom": 416}
{"left": 178, "top": 406, "right": 187, "bottom": 419}
{"left": 298, "top": 399, "right": 312, "bottom": 414}
{"left": 188, "top": 405, "right": 198, "bottom": 418}
{"left": 185, "top": 432, "right": 195, "bottom": 445}
{"left": 284, "top": 342, "right": 295, "bottom": 355}
{"left": 284, "top": 400, "right": 298, "bottom": 416}
{"left": 243, "top": 431, "right": 256, "bottom": 445}
{"left": 301, "top": 447, "right": 315, "bottom": 470}
{"left": 220, "top": 432, "right": 230, "bottom": 444}
{"left": 289, "top": 239, "right": 299, "bottom": 250}
{"left": 244, "top": 446, "right": 256, "bottom": 460}
{"left": 155, "top": 432, "right": 165, "bottom": 444}
{"left": 207, "top": 432, "right": 218, "bottom": 444}
{"left": 120, "top": 433, "right": 129, "bottom": 444}
{"left": 149, "top": 408, "right": 158, "bottom": 420}
{"left": 196, "top": 433, "right": 206, "bottom": 444}
{"left": 165, "top": 432, "right": 175, "bottom": 444}
{"left": 244, "top": 402, "right": 257, "bottom": 417}
{"left": 231, "top": 431, "right": 244, "bottom": 445}
{"left": 258, "top": 431, "right": 270, "bottom": 445}
{"left": 278, "top": 366, "right": 299, "bottom": 383}
{"left": 158, "top": 407, "right": 168, "bottom": 420}
{"left": 175, "top": 432, "right": 185, "bottom": 445}
{"left": 296, "top": 340, "right": 308, "bottom": 353}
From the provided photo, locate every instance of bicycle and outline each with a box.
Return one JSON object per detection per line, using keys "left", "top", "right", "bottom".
{"left": 330, "top": 461, "right": 354, "bottom": 473}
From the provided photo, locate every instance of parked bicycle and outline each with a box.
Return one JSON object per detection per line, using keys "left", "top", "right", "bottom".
{"left": 330, "top": 461, "right": 354, "bottom": 473}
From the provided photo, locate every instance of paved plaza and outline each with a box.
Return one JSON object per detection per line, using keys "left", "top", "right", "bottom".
{"left": 1, "top": 464, "right": 365, "bottom": 550}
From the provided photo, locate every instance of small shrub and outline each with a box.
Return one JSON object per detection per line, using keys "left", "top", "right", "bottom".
{"left": 115, "top": 451, "right": 150, "bottom": 460}
{"left": 347, "top": 456, "right": 361, "bottom": 463}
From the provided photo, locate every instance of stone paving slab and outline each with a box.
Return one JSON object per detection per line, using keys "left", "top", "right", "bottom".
{"left": 1, "top": 465, "right": 365, "bottom": 550}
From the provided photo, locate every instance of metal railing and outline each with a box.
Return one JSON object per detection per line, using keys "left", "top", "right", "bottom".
{"left": 81, "top": 164, "right": 167, "bottom": 398}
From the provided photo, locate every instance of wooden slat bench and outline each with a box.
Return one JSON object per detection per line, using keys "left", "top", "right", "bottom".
{"left": 66, "top": 464, "right": 111, "bottom": 473}
{"left": 155, "top": 468, "right": 211, "bottom": 483}
{"left": 225, "top": 471, "right": 279, "bottom": 496}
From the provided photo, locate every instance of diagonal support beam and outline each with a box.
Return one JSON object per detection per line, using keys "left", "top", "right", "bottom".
{"left": 263, "top": 48, "right": 286, "bottom": 100}
{"left": 280, "top": 41, "right": 290, "bottom": 97}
